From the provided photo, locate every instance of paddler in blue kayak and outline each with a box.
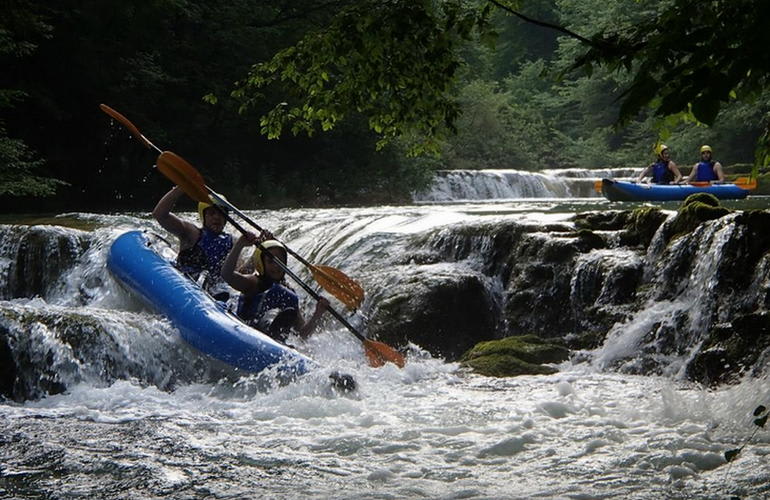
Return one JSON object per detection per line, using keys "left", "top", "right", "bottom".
{"left": 221, "top": 231, "right": 329, "bottom": 342}
{"left": 637, "top": 144, "right": 683, "bottom": 184}
{"left": 153, "top": 186, "right": 233, "bottom": 299}
{"left": 686, "top": 145, "right": 725, "bottom": 183}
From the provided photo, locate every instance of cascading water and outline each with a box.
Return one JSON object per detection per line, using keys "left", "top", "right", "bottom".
{"left": 1, "top": 197, "right": 769, "bottom": 499}
{"left": 412, "top": 168, "right": 637, "bottom": 202}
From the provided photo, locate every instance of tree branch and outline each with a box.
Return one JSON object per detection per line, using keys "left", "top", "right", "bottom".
{"left": 486, "top": 0, "right": 598, "bottom": 48}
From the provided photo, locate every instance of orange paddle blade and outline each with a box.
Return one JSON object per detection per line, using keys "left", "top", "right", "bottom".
{"left": 594, "top": 179, "right": 603, "bottom": 193}
{"left": 364, "top": 339, "right": 406, "bottom": 368}
{"left": 100, "top": 104, "right": 157, "bottom": 151}
{"left": 156, "top": 151, "right": 211, "bottom": 203}
{"left": 310, "top": 264, "right": 364, "bottom": 310}
{"left": 689, "top": 177, "right": 758, "bottom": 190}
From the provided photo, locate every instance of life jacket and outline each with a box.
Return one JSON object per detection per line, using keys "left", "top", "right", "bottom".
{"left": 175, "top": 227, "right": 233, "bottom": 283}
{"left": 651, "top": 160, "right": 673, "bottom": 184}
{"left": 694, "top": 160, "right": 718, "bottom": 182}
{"left": 236, "top": 282, "right": 300, "bottom": 341}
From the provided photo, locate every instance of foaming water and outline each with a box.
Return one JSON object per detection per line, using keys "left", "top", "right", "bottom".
{"left": 2, "top": 363, "right": 768, "bottom": 499}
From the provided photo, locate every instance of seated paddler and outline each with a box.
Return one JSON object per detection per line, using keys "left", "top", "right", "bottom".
{"left": 637, "top": 144, "right": 682, "bottom": 184}
{"left": 686, "top": 144, "right": 725, "bottom": 183}
{"left": 152, "top": 186, "right": 233, "bottom": 299}
{"left": 221, "top": 231, "right": 329, "bottom": 342}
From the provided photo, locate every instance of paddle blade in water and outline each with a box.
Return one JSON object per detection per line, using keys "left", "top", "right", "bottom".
{"left": 364, "top": 339, "right": 406, "bottom": 368}
{"left": 310, "top": 264, "right": 364, "bottom": 310}
{"left": 156, "top": 151, "right": 211, "bottom": 203}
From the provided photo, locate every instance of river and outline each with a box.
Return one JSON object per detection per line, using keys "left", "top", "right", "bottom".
{"left": 1, "top": 168, "right": 769, "bottom": 499}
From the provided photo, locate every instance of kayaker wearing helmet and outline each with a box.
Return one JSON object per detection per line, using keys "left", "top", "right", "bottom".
{"left": 686, "top": 145, "right": 725, "bottom": 183}
{"left": 220, "top": 231, "right": 329, "bottom": 342}
{"left": 637, "top": 144, "right": 683, "bottom": 184}
{"left": 152, "top": 186, "right": 233, "bottom": 298}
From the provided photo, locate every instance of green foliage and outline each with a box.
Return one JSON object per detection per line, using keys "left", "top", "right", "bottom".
{"left": 0, "top": 1, "right": 63, "bottom": 198}
{"left": 236, "top": 0, "right": 494, "bottom": 155}
{"left": 572, "top": 0, "right": 770, "bottom": 125}
{"left": 0, "top": 132, "right": 66, "bottom": 197}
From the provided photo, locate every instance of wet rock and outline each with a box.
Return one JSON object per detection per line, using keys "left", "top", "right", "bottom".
{"left": 367, "top": 266, "right": 499, "bottom": 361}
{"left": 0, "top": 225, "right": 89, "bottom": 300}
{"left": 0, "top": 331, "right": 16, "bottom": 400}
{"left": 460, "top": 335, "right": 569, "bottom": 377}
{"left": 573, "top": 211, "right": 630, "bottom": 231}
{"left": 687, "top": 312, "right": 770, "bottom": 385}
{"left": 0, "top": 304, "right": 231, "bottom": 401}
{"left": 666, "top": 194, "right": 730, "bottom": 240}
{"left": 620, "top": 207, "right": 668, "bottom": 248}
{"left": 573, "top": 208, "right": 667, "bottom": 249}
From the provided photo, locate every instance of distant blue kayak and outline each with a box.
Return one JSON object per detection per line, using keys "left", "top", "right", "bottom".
{"left": 107, "top": 231, "right": 313, "bottom": 378}
{"left": 601, "top": 179, "right": 752, "bottom": 202}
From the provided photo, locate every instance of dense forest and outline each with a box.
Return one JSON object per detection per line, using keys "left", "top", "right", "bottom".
{"left": 2, "top": 0, "right": 769, "bottom": 212}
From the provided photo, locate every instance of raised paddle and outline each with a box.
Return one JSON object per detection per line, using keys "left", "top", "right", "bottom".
{"left": 207, "top": 190, "right": 364, "bottom": 310}
{"left": 157, "top": 151, "right": 406, "bottom": 368}
{"left": 100, "top": 104, "right": 163, "bottom": 154}
{"left": 100, "top": 103, "right": 363, "bottom": 310}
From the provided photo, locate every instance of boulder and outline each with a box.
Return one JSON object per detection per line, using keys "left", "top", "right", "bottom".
{"left": 460, "top": 335, "right": 570, "bottom": 377}
{"left": 366, "top": 265, "right": 499, "bottom": 361}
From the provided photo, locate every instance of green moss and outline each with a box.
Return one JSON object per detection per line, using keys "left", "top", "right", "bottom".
{"left": 572, "top": 211, "right": 629, "bottom": 231}
{"left": 460, "top": 335, "right": 569, "bottom": 377}
{"left": 668, "top": 195, "right": 730, "bottom": 239}
{"left": 682, "top": 192, "right": 720, "bottom": 208}
{"left": 569, "top": 229, "right": 606, "bottom": 250}
{"left": 622, "top": 206, "right": 667, "bottom": 247}
{"left": 463, "top": 353, "right": 558, "bottom": 377}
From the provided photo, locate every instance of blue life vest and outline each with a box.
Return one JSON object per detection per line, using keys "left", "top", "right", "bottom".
{"left": 237, "top": 282, "right": 299, "bottom": 340}
{"left": 176, "top": 228, "right": 233, "bottom": 282}
{"left": 694, "top": 160, "right": 718, "bottom": 182}
{"left": 651, "top": 160, "right": 672, "bottom": 184}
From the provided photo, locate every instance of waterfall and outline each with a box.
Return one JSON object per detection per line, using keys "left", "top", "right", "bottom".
{"left": 413, "top": 168, "right": 638, "bottom": 202}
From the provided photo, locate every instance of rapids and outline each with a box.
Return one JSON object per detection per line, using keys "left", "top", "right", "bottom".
{"left": 2, "top": 169, "right": 769, "bottom": 498}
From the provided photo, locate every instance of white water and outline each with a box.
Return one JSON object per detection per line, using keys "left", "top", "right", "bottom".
{"left": 413, "top": 168, "right": 637, "bottom": 202}
{"left": 3, "top": 362, "right": 769, "bottom": 499}
{"left": 2, "top": 203, "right": 769, "bottom": 499}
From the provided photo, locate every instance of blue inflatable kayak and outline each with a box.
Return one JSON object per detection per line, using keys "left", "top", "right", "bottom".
{"left": 107, "top": 230, "right": 314, "bottom": 378}
{"left": 601, "top": 178, "right": 752, "bottom": 202}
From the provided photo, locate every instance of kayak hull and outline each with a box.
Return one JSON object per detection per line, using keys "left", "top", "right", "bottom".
{"left": 107, "top": 230, "right": 313, "bottom": 377}
{"left": 601, "top": 179, "right": 751, "bottom": 202}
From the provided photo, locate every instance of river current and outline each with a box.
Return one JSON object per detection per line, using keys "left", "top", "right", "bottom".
{"left": 2, "top": 169, "right": 769, "bottom": 499}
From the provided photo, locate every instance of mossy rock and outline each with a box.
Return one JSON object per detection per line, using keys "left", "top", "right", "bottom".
{"left": 668, "top": 195, "right": 730, "bottom": 238}
{"left": 566, "top": 229, "right": 607, "bottom": 251}
{"left": 463, "top": 354, "right": 558, "bottom": 377}
{"left": 681, "top": 192, "right": 720, "bottom": 208}
{"left": 621, "top": 207, "right": 667, "bottom": 247}
{"left": 572, "top": 211, "right": 630, "bottom": 231}
{"left": 460, "top": 335, "right": 569, "bottom": 377}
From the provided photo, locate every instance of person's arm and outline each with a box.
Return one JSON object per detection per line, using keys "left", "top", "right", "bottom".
{"left": 221, "top": 232, "right": 259, "bottom": 293}
{"left": 296, "top": 297, "right": 330, "bottom": 339}
{"left": 152, "top": 186, "right": 199, "bottom": 247}
{"left": 686, "top": 163, "right": 697, "bottom": 182}
{"left": 714, "top": 161, "right": 725, "bottom": 182}
{"left": 669, "top": 161, "right": 683, "bottom": 183}
{"left": 637, "top": 165, "right": 651, "bottom": 182}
